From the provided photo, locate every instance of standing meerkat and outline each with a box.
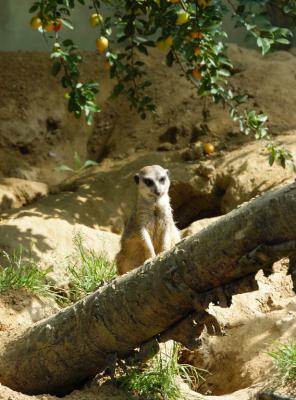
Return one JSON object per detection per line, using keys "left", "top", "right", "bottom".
{"left": 116, "top": 165, "right": 180, "bottom": 275}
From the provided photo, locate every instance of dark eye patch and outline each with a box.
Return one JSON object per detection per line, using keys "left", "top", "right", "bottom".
{"left": 143, "top": 178, "right": 154, "bottom": 187}
{"left": 159, "top": 176, "right": 166, "bottom": 184}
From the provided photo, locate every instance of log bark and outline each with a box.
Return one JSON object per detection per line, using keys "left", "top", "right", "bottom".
{"left": 1, "top": 182, "right": 296, "bottom": 395}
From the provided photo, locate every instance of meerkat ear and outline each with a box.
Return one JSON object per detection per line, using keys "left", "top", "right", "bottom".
{"left": 165, "top": 169, "right": 170, "bottom": 178}
{"left": 134, "top": 174, "right": 140, "bottom": 184}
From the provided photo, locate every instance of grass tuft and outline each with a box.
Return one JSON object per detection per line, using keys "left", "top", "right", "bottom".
{"left": 115, "top": 343, "right": 207, "bottom": 400}
{"left": 269, "top": 341, "right": 296, "bottom": 384}
{"left": 67, "top": 233, "right": 117, "bottom": 301}
{"left": 0, "top": 249, "right": 54, "bottom": 297}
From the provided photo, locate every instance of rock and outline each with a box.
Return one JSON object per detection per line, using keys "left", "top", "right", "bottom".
{"left": 157, "top": 142, "right": 174, "bottom": 151}
{"left": 0, "top": 203, "right": 120, "bottom": 286}
{"left": 196, "top": 161, "right": 216, "bottom": 178}
{"left": 0, "top": 178, "right": 48, "bottom": 212}
{"left": 181, "top": 142, "right": 204, "bottom": 161}
{"left": 182, "top": 216, "right": 222, "bottom": 238}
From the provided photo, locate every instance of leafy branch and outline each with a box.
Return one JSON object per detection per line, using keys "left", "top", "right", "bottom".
{"left": 29, "top": 0, "right": 295, "bottom": 166}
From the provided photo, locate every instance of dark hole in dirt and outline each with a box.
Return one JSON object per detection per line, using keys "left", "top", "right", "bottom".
{"left": 190, "top": 123, "right": 210, "bottom": 143}
{"left": 87, "top": 142, "right": 111, "bottom": 163}
{"left": 46, "top": 117, "right": 60, "bottom": 132}
{"left": 170, "top": 182, "right": 224, "bottom": 229}
{"left": 159, "top": 127, "right": 179, "bottom": 144}
{"left": 19, "top": 146, "right": 30, "bottom": 155}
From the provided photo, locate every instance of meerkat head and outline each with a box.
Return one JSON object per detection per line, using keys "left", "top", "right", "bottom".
{"left": 134, "top": 165, "right": 170, "bottom": 201}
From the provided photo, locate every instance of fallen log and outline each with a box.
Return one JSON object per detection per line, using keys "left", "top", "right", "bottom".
{"left": 1, "top": 182, "right": 296, "bottom": 395}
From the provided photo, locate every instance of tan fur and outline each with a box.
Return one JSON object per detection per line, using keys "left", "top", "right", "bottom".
{"left": 116, "top": 165, "right": 180, "bottom": 275}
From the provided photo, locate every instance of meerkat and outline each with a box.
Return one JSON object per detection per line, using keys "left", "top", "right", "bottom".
{"left": 116, "top": 165, "right": 180, "bottom": 275}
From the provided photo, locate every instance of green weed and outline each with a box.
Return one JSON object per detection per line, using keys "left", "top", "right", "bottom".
{"left": 67, "top": 234, "right": 117, "bottom": 301}
{"left": 115, "top": 343, "right": 207, "bottom": 400}
{"left": 55, "top": 151, "right": 98, "bottom": 174}
{"left": 269, "top": 342, "right": 296, "bottom": 384}
{"left": 0, "top": 249, "right": 54, "bottom": 297}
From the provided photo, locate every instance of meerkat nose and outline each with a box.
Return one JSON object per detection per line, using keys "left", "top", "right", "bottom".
{"left": 154, "top": 188, "right": 161, "bottom": 196}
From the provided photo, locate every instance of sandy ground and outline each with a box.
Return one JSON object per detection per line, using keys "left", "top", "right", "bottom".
{"left": 0, "top": 43, "right": 296, "bottom": 399}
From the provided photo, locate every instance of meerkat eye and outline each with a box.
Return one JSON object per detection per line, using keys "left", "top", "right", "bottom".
{"left": 159, "top": 176, "right": 166, "bottom": 184}
{"left": 143, "top": 178, "right": 154, "bottom": 187}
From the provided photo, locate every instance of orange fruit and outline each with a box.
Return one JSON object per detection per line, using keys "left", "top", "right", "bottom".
{"left": 44, "top": 22, "right": 54, "bottom": 32}
{"left": 53, "top": 19, "right": 62, "bottom": 32}
{"left": 190, "top": 31, "right": 203, "bottom": 39}
{"left": 192, "top": 67, "right": 202, "bottom": 80}
{"left": 96, "top": 37, "right": 109, "bottom": 53}
{"left": 164, "top": 35, "right": 173, "bottom": 47}
{"left": 90, "top": 13, "right": 103, "bottom": 27}
{"left": 203, "top": 143, "right": 215, "bottom": 154}
{"left": 156, "top": 40, "right": 166, "bottom": 50}
{"left": 30, "top": 16, "right": 42, "bottom": 29}
{"left": 194, "top": 47, "right": 201, "bottom": 57}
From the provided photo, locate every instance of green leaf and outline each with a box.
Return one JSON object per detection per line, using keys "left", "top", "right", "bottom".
{"left": 138, "top": 44, "right": 149, "bottom": 55}
{"left": 85, "top": 102, "right": 100, "bottom": 113}
{"left": 29, "top": 4, "right": 39, "bottom": 13}
{"left": 83, "top": 160, "right": 98, "bottom": 168}
{"left": 217, "top": 68, "right": 231, "bottom": 77}
{"left": 257, "top": 37, "right": 271, "bottom": 55}
{"left": 62, "top": 39, "right": 74, "bottom": 47}
{"left": 60, "top": 18, "right": 74, "bottom": 30}
{"left": 276, "top": 38, "right": 290, "bottom": 45}
{"left": 74, "top": 152, "right": 81, "bottom": 169}
{"left": 86, "top": 113, "right": 93, "bottom": 126}
{"left": 112, "top": 83, "right": 125, "bottom": 98}
{"left": 55, "top": 165, "right": 74, "bottom": 172}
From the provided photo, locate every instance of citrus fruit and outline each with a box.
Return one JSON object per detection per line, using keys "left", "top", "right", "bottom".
{"left": 96, "top": 37, "right": 109, "bottom": 53}
{"left": 191, "top": 31, "right": 203, "bottom": 39}
{"left": 203, "top": 143, "right": 215, "bottom": 154}
{"left": 192, "top": 67, "right": 202, "bottom": 80}
{"left": 164, "top": 35, "right": 173, "bottom": 47}
{"left": 194, "top": 47, "right": 201, "bottom": 57}
{"left": 176, "top": 11, "right": 189, "bottom": 25}
{"left": 90, "top": 13, "right": 103, "bottom": 27}
{"left": 30, "top": 16, "right": 42, "bottom": 29}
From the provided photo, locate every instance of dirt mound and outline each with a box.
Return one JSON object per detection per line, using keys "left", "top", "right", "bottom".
{"left": 55, "top": 132, "right": 295, "bottom": 231}
{"left": 0, "top": 381, "right": 128, "bottom": 400}
{"left": 179, "top": 258, "right": 296, "bottom": 397}
{"left": 1, "top": 45, "right": 296, "bottom": 186}
{"left": 0, "top": 133, "right": 293, "bottom": 284}
{"left": 0, "top": 216, "right": 119, "bottom": 285}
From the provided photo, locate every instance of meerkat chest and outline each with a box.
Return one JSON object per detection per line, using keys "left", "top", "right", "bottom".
{"left": 145, "top": 206, "right": 167, "bottom": 237}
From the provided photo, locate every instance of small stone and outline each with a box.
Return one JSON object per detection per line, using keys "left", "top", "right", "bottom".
{"left": 127, "top": 147, "right": 136, "bottom": 156}
{"left": 196, "top": 161, "right": 216, "bottom": 177}
{"left": 157, "top": 142, "right": 174, "bottom": 152}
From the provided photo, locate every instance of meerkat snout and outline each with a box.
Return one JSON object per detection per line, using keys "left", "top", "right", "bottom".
{"left": 134, "top": 165, "right": 170, "bottom": 200}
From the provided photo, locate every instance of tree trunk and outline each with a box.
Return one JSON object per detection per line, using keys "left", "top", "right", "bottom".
{"left": 1, "top": 182, "right": 296, "bottom": 395}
